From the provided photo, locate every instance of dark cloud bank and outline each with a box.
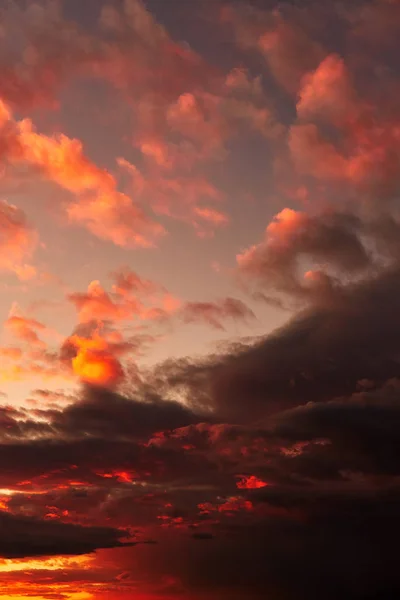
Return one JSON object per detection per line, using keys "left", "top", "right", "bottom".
{"left": 2, "top": 261, "right": 400, "bottom": 599}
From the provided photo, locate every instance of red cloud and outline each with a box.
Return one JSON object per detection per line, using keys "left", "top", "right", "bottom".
{"left": 236, "top": 475, "right": 268, "bottom": 490}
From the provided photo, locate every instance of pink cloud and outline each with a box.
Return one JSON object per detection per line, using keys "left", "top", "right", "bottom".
{"left": 297, "top": 54, "right": 356, "bottom": 123}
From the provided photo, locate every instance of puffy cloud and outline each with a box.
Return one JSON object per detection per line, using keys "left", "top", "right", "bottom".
{"left": 67, "top": 333, "right": 124, "bottom": 387}
{"left": 16, "top": 117, "right": 164, "bottom": 248}
{"left": 237, "top": 207, "right": 372, "bottom": 301}
{"left": 296, "top": 54, "right": 356, "bottom": 123}
{"left": 68, "top": 271, "right": 181, "bottom": 328}
{"left": 0, "top": 99, "right": 165, "bottom": 248}
{"left": 290, "top": 51, "right": 400, "bottom": 197}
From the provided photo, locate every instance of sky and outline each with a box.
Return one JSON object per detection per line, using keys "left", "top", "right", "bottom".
{"left": 0, "top": 0, "right": 400, "bottom": 598}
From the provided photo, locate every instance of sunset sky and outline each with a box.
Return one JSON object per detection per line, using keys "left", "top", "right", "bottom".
{"left": 1, "top": 0, "right": 400, "bottom": 598}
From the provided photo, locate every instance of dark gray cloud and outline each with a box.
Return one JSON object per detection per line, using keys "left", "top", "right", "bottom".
{"left": 153, "top": 265, "right": 400, "bottom": 422}
{"left": 0, "top": 510, "right": 131, "bottom": 558}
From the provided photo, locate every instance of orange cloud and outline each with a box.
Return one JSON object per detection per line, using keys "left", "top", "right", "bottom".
{"left": 0, "top": 102, "right": 164, "bottom": 248}
{"left": 265, "top": 208, "right": 307, "bottom": 245}
{"left": 68, "top": 280, "right": 139, "bottom": 324}
{"left": 17, "top": 119, "right": 114, "bottom": 193}
{"left": 68, "top": 334, "right": 124, "bottom": 387}
{"left": 68, "top": 271, "right": 180, "bottom": 326}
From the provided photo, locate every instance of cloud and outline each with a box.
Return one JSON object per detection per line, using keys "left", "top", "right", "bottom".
{"left": 181, "top": 298, "right": 255, "bottom": 330}
{"left": 0, "top": 510, "right": 131, "bottom": 558}
{"left": 153, "top": 264, "right": 400, "bottom": 422}
{"left": 296, "top": 54, "right": 356, "bottom": 123}
{"left": 68, "top": 280, "right": 140, "bottom": 324}
{"left": 4, "top": 315, "right": 47, "bottom": 348}
{"left": 289, "top": 52, "right": 400, "bottom": 197}
{"left": 67, "top": 333, "right": 125, "bottom": 387}
{"left": 0, "top": 198, "right": 38, "bottom": 278}
{"left": 237, "top": 207, "right": 372, "bottom": 302}
{"left": 3, "top": 383, "right": 205, "bottom": 444}
{"left": 0, "top": 1, "right": 281, "bottom": 242}
{"left": 118, "top": 158, "right": 229, "bottom": 236}
{"left": 17, "top": 117, "right": 164, "bottom": 248}
{"left": 288, "top": 123, "right": 349, "bottom": 180}
{"left": 0, "top": 99, "right": 165, "bottom": 248}
{"left": 222, "top": 2, "right": 324, "bottom": 93}
{"left": 68, "top": 271, "right": 180, "bottom": 325}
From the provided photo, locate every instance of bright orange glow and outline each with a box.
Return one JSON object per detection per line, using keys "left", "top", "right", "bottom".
{"left": 69, "top": 334, "right": 123, "bottom": 386}
{"left": 0, "top": 555, "right": 92, "bottom": 573}
{"left": 0, "top": 592, "right": 93, "bottom": 600}
{"left": 265, "top": 208, "right": 306, "bottom": 243}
